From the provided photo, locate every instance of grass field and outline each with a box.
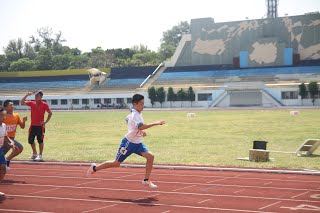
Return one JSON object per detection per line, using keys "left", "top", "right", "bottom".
{"left": 13, "top": 109, "right": 320, "bottom": 170}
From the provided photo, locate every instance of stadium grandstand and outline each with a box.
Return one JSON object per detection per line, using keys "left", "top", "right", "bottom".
{"left": 1, "top": 13, "right": 320, "bottom": 109}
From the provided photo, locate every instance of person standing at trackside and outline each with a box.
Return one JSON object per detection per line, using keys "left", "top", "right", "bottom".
{"left": 21, "top": 90, "right": 52, "bottom": 161}
{"left": 87, "top": 94, "right": 165, "bottom": 189}
{"left": 3, "top": 100, "right": 27, "bottom": 170}
{"left": 0, "top": 107, "right": 18, "bottom": 197}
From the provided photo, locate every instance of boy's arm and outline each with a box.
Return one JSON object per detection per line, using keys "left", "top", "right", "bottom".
{"left": 4, "top": 136, "right": 17, "bottom": 150}
{"left": 40, "top": 110, "right": 52, "bottom": 125}
{"left": 138, "top": 120, "right": 165, "bottom": 130}
{"left": 19, "top": 116, "right": 27, "bottom": 129}
{"left": 21, "top": 92, "right": 32, "bottom": 105}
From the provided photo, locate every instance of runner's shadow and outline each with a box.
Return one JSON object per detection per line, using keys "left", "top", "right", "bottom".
{"left": 0, "top": 196, "right": 7, "bottom": 204}
{"left": 1, "top": 179, "right": 26, "bottom": 184}
{"left": 89, "top": 196, "right": 158, "bottom": 207}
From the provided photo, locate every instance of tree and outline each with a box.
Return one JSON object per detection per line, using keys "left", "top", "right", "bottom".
{"left": 34, "top": 48, "right": 52, "bottom": 70}
{"left": 52, "top": 54, "right": 71, "bottom": 70}
{"left": 187, "top": 86, "right": 195, "bottom": 107}
{"left": 177, "top": 88, "right": 186, "bottom": 107}
{"left": 308, "top": 81, "right": 319, "bottom": 106}
{"left": 0, "top": 55, "right": 10, "bottom": 71}
{"left": 299, "top": 83, "right": 308, "bottom": 105}
{"left": 167, "top": 87, "right": 176, "bottom": 107}
{"left": 89, "top": 47, "right": 113, "bottom": 68}
{"left": 69, "top": 54, "right": 89, "bottom": 69}
{"left": 148, "top": 86, "right": 157, "bottom": 107}
{"left": 4, "top": 38, "right": 24, "bottom": 62}
{"left": 29, "top": 27, "right": 66, "bottom": 54}
{"left": 9, "top": 58, "right": 35, "bottom": 71}
{"left": 23, "top": 42, "right": 36, "bottom": 60}
{"left": 159, "top": 21, "right": 190, "bottom": 60}
{"left": 156, "top": 87, "right": 166, "bottom": 108}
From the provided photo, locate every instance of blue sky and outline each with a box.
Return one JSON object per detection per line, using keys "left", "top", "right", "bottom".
{"left": 0, "top": 0, "right": 319, "bottom": 54}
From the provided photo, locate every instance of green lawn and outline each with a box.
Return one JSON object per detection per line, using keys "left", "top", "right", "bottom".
{"left": 13, "top": 109, "right": 320, "bottom": 170}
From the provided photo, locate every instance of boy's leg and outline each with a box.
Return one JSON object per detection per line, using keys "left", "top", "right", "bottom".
{"left": 87, "top": 138, "right": 132, "bottom": 175}
{"left": 141, "top": 151, "right": 154, "bottom": 180}
{"left": 36, "top": 126, "right": 45, "bottom": 155}
{"left": 28, "top": 126, "right": 37, "bottom": 157}
{"left": 5, "top": 139, "right": 23, "bottom": 161}
{"left": 0, "top": 150, "right": 7, "bottom": 195}
{"left": 96, "top": 160, "right": 121, "bottom": 171}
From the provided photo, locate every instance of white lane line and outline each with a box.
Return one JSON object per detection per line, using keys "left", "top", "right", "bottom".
{"left": 9, "top": 168, "right": 320, "bottom": 183}
{"left": 161, "top": 210, "right": 171, "bottom": 213}
{"left": 263, "top": 182, "right": 273, "bottom": 185}
{"left": 4, "top": 183, "right": 320, "bottom": 203}
{"left": 82, "top": 204, "right": 118, "bottom": 213}
{"left": 172, "top": 185, "right": 197, "bottom": 192}
{"left": 233, "top": 189, "right": 245, "bottom": 194}
{"left": 28, "top": 188, "right": 59, "bottom": 195}
{"left": 28, "top": 179, "right": 102, "bottom": 195}
{"left": 291, "top": 191, "right": 309, "bottom": 199}
{"left": 259, "top": 201, "right": 282, "bottom": 210}
{"left": 7, "top": 194, "right": 277, "bottom": 213}
{"left": 117, "top": 174, "right": 137, "bottom": 178}
{"left": 0, "top": 209, "right": 53, "bottom": 213}
{"left": 74, "top": 180, "right": 102, "bottom": 186}
{"left": 5, "top": 174, "right": 320, "bottom": 192}
{"left": 197, "top": 199, "right": 211, "bottom": 204}
{"left": 206, "top": 178, "right": 229, "bottom": 183}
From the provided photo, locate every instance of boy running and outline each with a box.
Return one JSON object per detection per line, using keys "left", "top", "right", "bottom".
{"left": 21, "top": 90, "right": 52, "bottom": 161}
{"left": 0, "top": 107, "right": 18, "bottom": 196}
{"left": 3, "top": 100, "right": 27, "bottom": 170}
{"left": 87, "top": 94, "right": 165, "bottom": 188}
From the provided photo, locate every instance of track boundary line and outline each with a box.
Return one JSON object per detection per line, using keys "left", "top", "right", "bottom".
{"left": 4, "top": 183, "right": 320, "bottom": 203}
{"left": 10, "top": 167, "right": 320, "bottom": 183}
{"left": 12, "top": 160, "right": 320, "bottom": 175}
{"left": 6, "top": 174, "right": 320, "bottom": 191}
{"left": 6, "top": 194, "right": 278, "bottom": 213}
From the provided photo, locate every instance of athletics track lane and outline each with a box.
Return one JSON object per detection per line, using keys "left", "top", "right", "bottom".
{"left": 0, "top": 163, "right": 320, "bottom": 213}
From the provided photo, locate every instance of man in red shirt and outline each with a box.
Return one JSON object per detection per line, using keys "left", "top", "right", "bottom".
{"left": 21, "top": 90, "right": 52, "bottom": 161}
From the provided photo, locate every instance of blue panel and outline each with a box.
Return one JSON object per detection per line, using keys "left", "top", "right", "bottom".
{"left": 240, "top": 51, "right": 248, "bottom": 68}
{"left": 284, "top": 48, "right": 293, "bottom": 65}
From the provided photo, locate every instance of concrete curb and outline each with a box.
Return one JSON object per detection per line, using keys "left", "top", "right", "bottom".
{"left": 12, "top": 160, "right": 320, "bottom": 176}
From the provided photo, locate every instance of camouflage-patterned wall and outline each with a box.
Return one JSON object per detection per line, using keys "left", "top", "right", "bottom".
{"left": 175, "top": 14, "right": 320, "bottom": 66}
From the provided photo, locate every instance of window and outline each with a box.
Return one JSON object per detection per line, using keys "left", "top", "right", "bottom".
{"left": 117, "top": 98, "right": 124, "bottom": 104}
{"left": 127, "top": 98, "right": 132, "bottom": 104}
{"left": 82, "top": 99, "right": 89, "bottom": 105}
{"left": 281, "top": 91, "right": 298, "bottom": 99}
{"left": 198, "top": 93, "right": 211, "bottom": 101}
{"left": 13, "top": 100, "right": 20, "bottom": 106}
{"left": 51, "top": 100, "right": 58, "bottom": 105}
{"left": 72, "top": 99, "right": 79, "bottom": 105}
{"left": 61, "top": 99, "right": 68, "bottom": 105}
{"left": 104, "top": 98, "right": 111, "bottom": 104}
{"left": 94, "top": 99, "right": 101, "bottom": 104}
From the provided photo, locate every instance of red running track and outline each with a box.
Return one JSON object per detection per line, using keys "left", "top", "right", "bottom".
{"left": 0, "top": 163, "right": 320, "bottom": 213}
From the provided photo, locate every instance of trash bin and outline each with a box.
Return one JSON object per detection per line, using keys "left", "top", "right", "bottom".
{"left": 253, "top": 141, "right": 268, "bottom": 150}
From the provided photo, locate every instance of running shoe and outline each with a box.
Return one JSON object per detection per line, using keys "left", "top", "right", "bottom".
{"left": 0, "top": 192, "right": 5, "bottom": 196}
{"left": 35, "top": 154, "right": 43, "bottom": 161}
{"left": 87, "top": 163, "right": 96, "bottom": 176}
{"left": 29, "top": 153, "right": 37, "bottom": 160}
{"left": 142, "top": 180, "right": 157, "bottom": 189}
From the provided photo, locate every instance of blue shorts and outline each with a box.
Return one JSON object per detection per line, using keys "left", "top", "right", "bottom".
{"left": 0, "top": 148, "right": 6, "bottom": 165}
{"left": 115, "top": 138, "right": 149, "bottom": 162}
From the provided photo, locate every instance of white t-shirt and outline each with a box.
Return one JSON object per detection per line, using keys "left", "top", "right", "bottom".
{"left": 0, "top": 123, "right": 7, "bottom": 148}
{"left": 125, "top": 109, "right": 144, "bottom": 144}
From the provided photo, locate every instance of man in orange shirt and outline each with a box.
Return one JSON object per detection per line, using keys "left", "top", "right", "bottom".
{"left": 3, "top": 100, "right": 26, "bottom": 170}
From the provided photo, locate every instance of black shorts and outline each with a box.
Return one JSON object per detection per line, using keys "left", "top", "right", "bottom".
{"left": 28, "top": 125, "right": 45, "bottom": 144}
{"left": 2, "top": 138, "right": 23, "bottom": 155}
